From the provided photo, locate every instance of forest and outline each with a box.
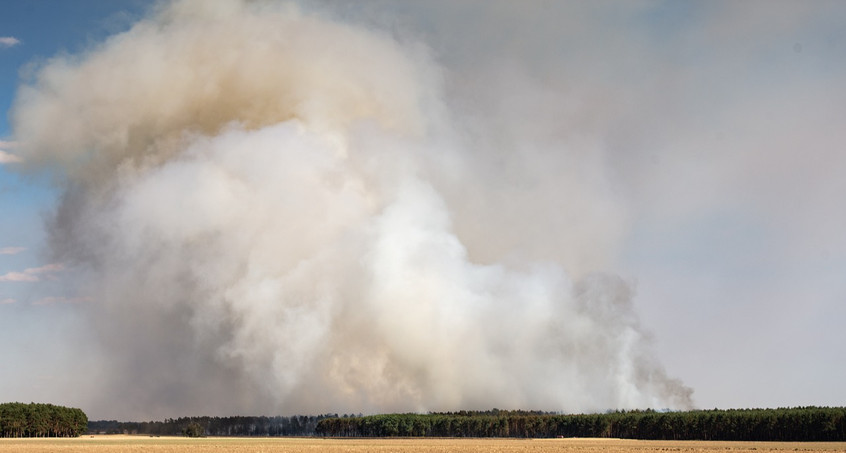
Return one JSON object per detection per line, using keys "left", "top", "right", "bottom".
{"left": 0, "top": 402, "right": 88, "bottom": 437}
{"left": 86, "top": 407, "right": 846, "bottom": 441}
{"left": 88, "top": 414, "right": 337, "bottom": 437}
{"left": 315, "top": 407, "right": 846, "bottom": 441}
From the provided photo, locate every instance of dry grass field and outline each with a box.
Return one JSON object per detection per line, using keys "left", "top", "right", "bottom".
{"left": 1, "top": 436, "right": 846, "bottom": 453}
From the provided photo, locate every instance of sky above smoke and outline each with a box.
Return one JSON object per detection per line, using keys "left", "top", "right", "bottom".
{"left": 1, "top": 1, "right": 845, "bottom": 421}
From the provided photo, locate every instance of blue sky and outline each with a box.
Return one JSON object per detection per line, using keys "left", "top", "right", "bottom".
{"left": 1, "top": 1, "right": 149, "bottom": 310}
{"left": 2, "top": 0, "right": 846, "bottom": 420}
{"left": 0, "top": 0, "right": 151, "bottom": 414}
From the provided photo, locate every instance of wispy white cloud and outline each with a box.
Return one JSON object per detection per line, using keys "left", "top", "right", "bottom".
{"left": 0, "top": 272, "right": 38, "bottom": 282}
{"left": 32, "top": 296, "right": 93, "bottom": 306}
{"left": 0, "top": 36, "right": 21, "bottom": 48}
{"left": 0, "top": 150, "right": 21, "bottom": 164}
{"left": 0, "top": 142, "right": 21, "bottom": 164}
{"left": 0, "top": 298, "right": 16, "bottom": 305}
{"left": 0, "top": 247, "right": 26, "bottom": 255}
{"left": 0, "top": 263, "right": 64, "bottom": 282}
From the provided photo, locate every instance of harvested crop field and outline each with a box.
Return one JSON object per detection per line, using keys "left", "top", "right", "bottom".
{"left": 1, "top": 436, "right": 846, "bottom": 453}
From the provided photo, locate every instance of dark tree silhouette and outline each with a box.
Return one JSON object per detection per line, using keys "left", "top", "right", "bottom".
{"left": 0, "top": 402, "right": 87, "bottom": 437}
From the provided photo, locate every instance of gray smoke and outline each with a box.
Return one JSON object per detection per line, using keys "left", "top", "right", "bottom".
{"left": 12, "top": 0, "right": 692, "bottom": 419}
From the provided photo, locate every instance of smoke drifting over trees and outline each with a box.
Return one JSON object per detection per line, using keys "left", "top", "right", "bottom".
{"left": 11, "top": 0, "right": 694, "bottom": 419}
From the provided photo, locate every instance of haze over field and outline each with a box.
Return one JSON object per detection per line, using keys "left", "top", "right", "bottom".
{"left": 1, "top": 1, "right": 845, "bottom": 420}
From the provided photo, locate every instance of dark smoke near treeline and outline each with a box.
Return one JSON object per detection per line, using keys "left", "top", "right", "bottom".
{"left": 11, "top": 0, "right": 692, "bottom": 419}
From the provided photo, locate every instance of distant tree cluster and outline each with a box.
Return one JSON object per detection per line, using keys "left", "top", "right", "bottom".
{"left": 0, "top": 402, "right": 88, "bottom": 438}
{"left": 182, "top": 422, "right": 204, "bottom": 437}
{"left": 89, "top": 414, "right": 337, "bottom": 437}
{"left": 315, "top": 407, "right": 846, "bottom": 441}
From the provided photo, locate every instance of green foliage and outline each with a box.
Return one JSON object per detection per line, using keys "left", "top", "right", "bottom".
{"left": 84, "top": 407, "right": 846, "bottom": 441}
{"left": 182, "top": 421, "right": 205, "bottom": 437}
{"left": 315, "top": 407, "right": 846, "bottom": 441}
{"left": 88, "top": 414, "right": 337, "bottom": 436}
{"left": 0, "top": 402, "right": 88, "bottom": 437}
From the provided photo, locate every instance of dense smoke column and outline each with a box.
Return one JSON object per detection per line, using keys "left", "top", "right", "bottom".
{"left": 12, "top": 0, "right": 691, "bottom": 419}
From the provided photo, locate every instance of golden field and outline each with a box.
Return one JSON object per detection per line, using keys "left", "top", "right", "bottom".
{"left": 1, "top": 436, "right": 845, "bottom": 453}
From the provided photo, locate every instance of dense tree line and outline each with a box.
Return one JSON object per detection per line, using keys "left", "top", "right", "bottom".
{"left": 0, "top": 402, "right": 88, "bottom": 437}
{"left": 89, "top": 414, "right": 338, "bottom": 436}
{"left": 315, "top": 407, "right": 846, "bottom": 441}
{"left": 86, "top": 407, "right": 846, "bottom": 440}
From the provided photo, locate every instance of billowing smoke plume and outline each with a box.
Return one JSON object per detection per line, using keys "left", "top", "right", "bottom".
{"left": 12, "top": 0, "right": 691, "bottom": 418}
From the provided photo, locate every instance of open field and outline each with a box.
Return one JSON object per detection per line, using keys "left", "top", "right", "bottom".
{"left": 1, "top": 436, "right": 846, "bottom": 453}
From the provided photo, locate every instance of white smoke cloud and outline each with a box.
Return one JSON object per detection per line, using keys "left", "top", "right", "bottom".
{"left": 0, "top": 247, "right": 26, "bottom": 255}
{"left": 11, "top": 0, "right": 691, "bottom": 419}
